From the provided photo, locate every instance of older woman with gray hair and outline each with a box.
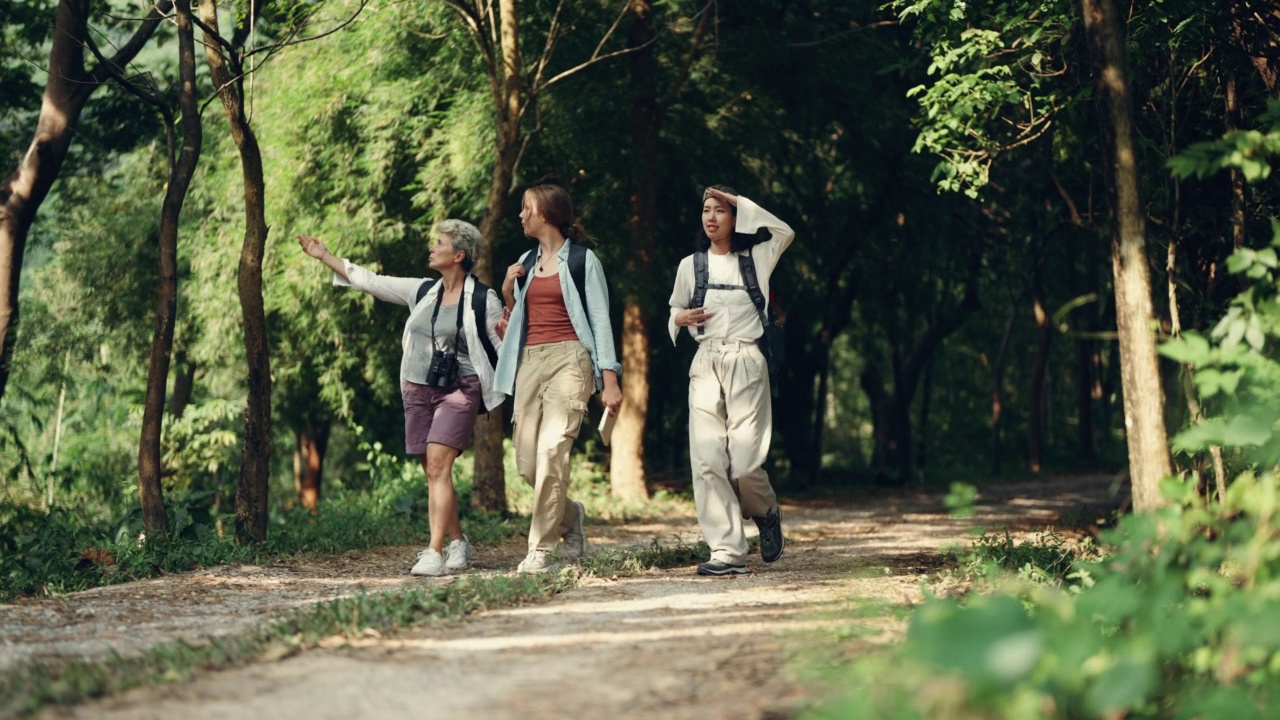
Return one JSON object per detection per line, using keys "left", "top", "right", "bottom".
{"left": 297, "top": 220, "right": 505, "bottom": 577}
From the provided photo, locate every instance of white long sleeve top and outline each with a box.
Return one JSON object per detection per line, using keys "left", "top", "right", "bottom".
{"left": 334, "top": 261, "right": 506, "bottom": 412}
{"left": 667, "top": 196, "right": 796, "bottom": 345}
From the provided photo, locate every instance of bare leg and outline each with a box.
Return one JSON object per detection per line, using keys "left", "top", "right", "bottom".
{"left": 421, "top": 442, "right": 462, "bottom": 552}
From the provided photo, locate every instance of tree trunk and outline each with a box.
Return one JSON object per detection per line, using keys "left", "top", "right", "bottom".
{"left": 1081, "top": 0, "right": 1172, "bottom": 511}
{"left": 1028, "top": 275, "right": 1050, "bottom": 473}
{"left": 137, "top": 0, "right": 203, "bottom": 539}
{"left": 200, "top": 0, "right": 273, "bottom": 543}
{"left": 990, "top": 302, "right": 1018, "bottom": 475}
{"left": 916, "top": 355, "right": 934, "bottom": 477}
{"left": 864, "top": 277, "right": 980, "bottom": 485}
{"left": 1227, "top": 77, "right": 1246, "bottom": 253}
{"left": 293, "top": 423, "right": 329, "bottom": 513}
{"left": 609, "top": 0, "right": 661, "bottom": 502}
{"left": 470, "top": 0, "right": 522, "bottom": 514}
{"left": 1075, "top": 325, "right": 1097, "bottom": 461}
{"left": 862, "top": 361, "right": 913, "bottom": 485}
{"left": 612, "top": 302, "right": 650, "bottom": 500}
{"left": 808, "top": 335, "right": 832, "bottom": 486}
{"left": 0, "top": 0, "right": 169, "bottom": 403}
{"left": 170, "top": 351, "right": 196, "bottom": 419}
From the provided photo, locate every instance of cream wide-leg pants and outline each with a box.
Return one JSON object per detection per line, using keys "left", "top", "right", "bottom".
{"left": 688, "top": 338, "right": 778, "bottom": 564}
{"left": 513, "top": 340, "right": 594, "bottom": 553}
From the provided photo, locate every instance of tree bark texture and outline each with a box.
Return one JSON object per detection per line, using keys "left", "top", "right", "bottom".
{"left": 1082, "top": 0, "right": 1172, "bottom": 511}
{"left": 199, "top": 0, "right": 273, "bottom": 543}
{"left": 137, "top": 0, "right": 203, "bottom": 538}
{"left": 609, "top": 0, "right": 661, "bottom": 502}
{"left": 0, "top": 0, "right": 170, "bottom": 403}
{"left": 1227, "top": 78, "right": 1247, "bottom": 253}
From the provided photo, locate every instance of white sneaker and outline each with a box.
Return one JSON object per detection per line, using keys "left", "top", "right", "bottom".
{"left": 445, "top": 536, "right": 475, "bottom": 571}
{"left": 560, "top": 501, "right": 587, "bottom": 560}
{"left": 411, "top": 547, "right": 446, "bottom": 576}
{"left": 516, "top": 549, "right": 554, "bottom": 574}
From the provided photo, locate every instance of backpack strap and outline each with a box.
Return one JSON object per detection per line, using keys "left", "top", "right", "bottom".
{"left": 515, "top": 242, "right": 590, "bottom": 314}
{"left": 414, "top": 277, "right": 439, "bottom": 306}
{"left": 567, "top": 242, "right": 589, "bottom": 313}
{"left": 738, "top": 247, "right": 771, "bottom": 328}
{"left": 516, "top": 251, "right": 538, "bottom": 293}
{"left": 691, "top": 250, "right": 709, "bottom": 335}
{"left": 469, "top": 280, "right": 499, "bottom": 369}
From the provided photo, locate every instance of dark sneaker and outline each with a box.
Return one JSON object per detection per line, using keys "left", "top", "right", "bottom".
{"left": 752, "top": 506, "right": 784, "bottom": 563}
{"left": 697, "top": 561, "right": 748, "bottom": 576}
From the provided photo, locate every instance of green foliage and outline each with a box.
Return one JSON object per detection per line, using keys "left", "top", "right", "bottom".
{"left": 951, "top": 528, "right": 1091, "bottom": 590}
{"left": 889, "top": 0, "right": 1076, "bottom": 197}
{"left": 809, "top": 472, "right": 1280, "bottom": 719}
{"left": 943, "top": 481, "right": 977, "bottom": 517}
{"left": 0, "top": 433, "right": 521, "bottom": 601}
{"left": 811, "top": 116, "right": 1280, "bottom": 714}
{"left": 1168, "top": 99, "right": 1280, "bottom": 183}
{"left": 160, "top": 400, "right": 242, "bottom": 494}
{"left": 1159, "top": 220, "right": 1280, "bottom": 465}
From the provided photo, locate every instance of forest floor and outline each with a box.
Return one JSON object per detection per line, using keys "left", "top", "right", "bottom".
{"left": 3, "top": 473, "right": 1123, "bottom": 720}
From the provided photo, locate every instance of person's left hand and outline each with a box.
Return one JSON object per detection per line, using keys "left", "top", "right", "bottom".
{"left": 601, "top": 383, "right": 622, "bottom": 415}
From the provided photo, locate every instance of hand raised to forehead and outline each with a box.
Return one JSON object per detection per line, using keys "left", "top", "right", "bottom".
{"left": 703, "top": 187, "right": 738, "bottom": 207}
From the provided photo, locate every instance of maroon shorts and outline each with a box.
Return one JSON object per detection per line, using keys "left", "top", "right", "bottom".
{"left": 401, "top": 375, "right": 482, "bottom": 454}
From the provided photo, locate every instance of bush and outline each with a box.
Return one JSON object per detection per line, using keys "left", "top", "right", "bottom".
{"left": 811, "top": 472, "right": 1280, "bottom": 719}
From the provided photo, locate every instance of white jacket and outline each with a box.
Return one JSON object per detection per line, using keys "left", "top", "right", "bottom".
{"left": 335, "top": 261, "right": 505, "bottom": 412}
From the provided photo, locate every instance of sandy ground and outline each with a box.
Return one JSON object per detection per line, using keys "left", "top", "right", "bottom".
{"left": 1, "top": 474, "right": 1122, "bottom": 720}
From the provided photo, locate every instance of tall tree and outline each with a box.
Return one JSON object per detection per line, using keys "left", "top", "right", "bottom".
{"left": 87, "top": 0, "right": 205, "bottom": 537}
{"left": 444, "top": 0, "right": 634, "bottom": 511}
{"left": 197, "top": 0, "right": 273, "bottom": 543}
{"left": 0, "top": 0, "right": 172, "bottom": 403}
{"left": 609, "top": 0, "right": 712, "bottom": 501}
{"left": 1080, "top": 0, "right": 1171, "bottom": 511}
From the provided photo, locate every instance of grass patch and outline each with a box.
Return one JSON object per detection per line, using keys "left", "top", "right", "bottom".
{"left": 940, "top": 527, "right": 1097, "bottom": 592}
{"left": 0, "top": 538, "right": 706, "bottom": 716}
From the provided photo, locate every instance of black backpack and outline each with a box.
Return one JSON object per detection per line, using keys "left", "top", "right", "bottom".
{"left": 414, "top": 278, "right": 499, "bottom": 370}
{"left": 516, "top": 242, "right": 589, "bottom": 313}
{"left": 690, "top": 247, "right": 786, "bottom": 396}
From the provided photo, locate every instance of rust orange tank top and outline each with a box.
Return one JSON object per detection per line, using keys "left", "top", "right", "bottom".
{"left": 525, "top": 274, "right": 578, "bottom": 345}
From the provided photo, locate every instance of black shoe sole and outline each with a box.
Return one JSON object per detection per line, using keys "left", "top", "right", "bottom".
{"left": 697, "top": 564, "right": 748, "bottom": 576}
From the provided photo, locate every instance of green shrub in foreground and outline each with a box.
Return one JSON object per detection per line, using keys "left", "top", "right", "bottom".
{"left": 809, "top": 473, "right": 1280, "bottom": 719}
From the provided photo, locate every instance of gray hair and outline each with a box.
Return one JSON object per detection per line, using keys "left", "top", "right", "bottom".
{"left": 435, "top": 219, "right": 482, "bottom": 272}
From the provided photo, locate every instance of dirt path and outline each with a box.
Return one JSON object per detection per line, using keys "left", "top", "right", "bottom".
{"left": 7, "top": 474, "right": 1120, "bottom": 719}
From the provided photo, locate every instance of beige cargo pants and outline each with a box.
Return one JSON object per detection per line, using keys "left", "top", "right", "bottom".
{"left": 688, "top": 338, "right": 778, "bottom": 564}
{"left": 513, "top": 340, "right": 594, "bottom": 553}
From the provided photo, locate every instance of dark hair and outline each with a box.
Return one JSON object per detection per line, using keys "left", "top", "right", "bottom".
{"left": 694, "top": 184, "right": 763, "bottom": 253}
{"left": 524, "top": 184, "right": 590, "bottom": 243}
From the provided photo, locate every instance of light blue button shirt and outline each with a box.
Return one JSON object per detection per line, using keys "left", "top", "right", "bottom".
{"left": 494, "top": 241, "right": 621, "bottom": 395}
